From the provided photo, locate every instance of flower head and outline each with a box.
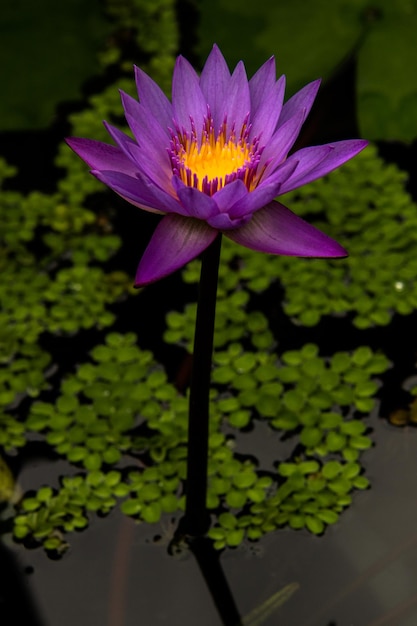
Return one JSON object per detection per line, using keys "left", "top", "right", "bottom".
{"left": 67, "top": 45, "right": 367, "bottom": 286}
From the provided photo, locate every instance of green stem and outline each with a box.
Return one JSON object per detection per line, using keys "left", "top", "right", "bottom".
{"left": 183, "top": 234, "right": 222, "bottom": 536}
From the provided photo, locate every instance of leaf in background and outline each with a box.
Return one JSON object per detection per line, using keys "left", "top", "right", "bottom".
{"left": 0, "top": 0, "right": 111, "bottom": 131}
{"left": 196, "top": 0, "right": 365, "bottom": 96}
{"left": 356, "top": 0, "right": 417, "bottom": 142}
{"left": 197, "top": 0, "right": 417, "bottom": 142}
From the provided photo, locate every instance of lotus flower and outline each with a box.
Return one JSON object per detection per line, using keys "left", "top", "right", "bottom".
{"left": 67, "top": 45, "right": 367, "bottom": 286}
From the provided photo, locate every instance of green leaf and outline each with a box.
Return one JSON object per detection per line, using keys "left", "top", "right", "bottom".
{"left": 212, "top": 366, "right": 235, "bottom": 384}
{"left": 43, "top": 537, "right": 65, "bottom": 551}
{"left": 160, "top": 494, "right": 179, "bottom": 513}
{"left": 22, "top": 498, "right": 40, "bottom": 512}
{"left": 233, "top": 353, "right": 257, "bottom": 373}
{"left": 353, "top": 475, "right": 370, "bottom": 490}
{"left": 225, "top": 528, "right": 245, "bottom": 547}
{"left": 322, "top": 461, "right": 343, "bottom": 480}
{"left": 298, "top": 460, "right": 320, "bottom": 475}
{"left": 83, "top": 452, "right": 102, "bottom": 471}
{"left": 218, "top": 512, "right": 237, "bottom": 529}
{"left": 319, "top": 412, "right": 342, "bottom": 429}
{"left": 208, "top": 527, "right": 226, "bottom": 541}
{"left": 246, "top": 488, "right": 266, "bottom": 503}
{"left": 316, "top": 509, "right": 339, "bottom": 525}
{"left": 349, "top": 435, "right": 373, "bottom": 450}
{"left": 355, "top": 397, "right": 375, "bottom": 413}
{"left": 300, "top": 427, "right": 322, "bottom": 448}
{"left": 120, "top": 499, "right": 142, "bottom": 516}
{"left": 305, "top": 516, "right": 325, "bottom": 535}
{"left": 357, "top": 4, "right": 417, "bottom": 142}
{"left": 289, "top": 514, "right": 305, "bottom": 530}
{"left": 218, "top": 396, "right": 241, "bottom": 413}
{"left": 351, "top": 346, "right": 373, "bottom": 367}
{"left": 233, "top": 470, "right": 257, "bottom": 489}
{"left": 355, "top": 381, "right": 379, "bottom": 398}
{"left": 325, "top": 432, "right": 347, "bottom": 452}
{"left": 226, "top": 490, "right": 248, "bottom": 508}
{"left": 278, "top": 463, "right": 297, "bottom": 477}
{"left": 283, "top": 389, "right": 305, "bottom": 412}
{"left": 141, "top": 502, "right": 162, "bottom": 524}
{"left": 228, "top": 409, "right": 251, "bottom": 428}
{"left": 342, "top": 447, "right": 360, "bottom": 462}
{"left": 331, "top": 352, "right": 352, "bottom": 373}
{"left": 328, "top": 478, "right": 352, "bottom": 495}
{"left": 340, "top": 420, "right": 366, "bottom": 436}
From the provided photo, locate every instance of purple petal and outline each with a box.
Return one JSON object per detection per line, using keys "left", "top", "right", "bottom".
{"left": 120, "top": 91, "right": 172, "bottom": 174}
{"left": 207, "top": 212, "right": 251, "bottom": 230}
{"left": 257, "top": 157, "right": 300, "bottom": 191}
{"left": 249, "top": 75, "right": 286, "bottom": 144}
{"left": 226, "top": 61, "right": 251, "bottom": 136}
{"left": 212, "top": 179, "right": 248, "bottom": 213}
{"left": 103, "top": 121, "right": 140, "bottom": 161}
{"left": 172, "top": 56, "right": 208, "bottom": 133}
{"left": 271, "top": 145, "right": 332, "bottom": 191}
{"left": 172, "top": 177, "right": 218, "bottom": 219}
{"left": 92, "top": 169, "right": 184, "bottom": 215}
{"left": 224, "top": 160, "right": 299, "bottom": 221}
{"left": 227, "top": 180, "right": 288, "bottom": 220}
{"left": 135, "top": 214, "right": 217, "bottom": 286}
{"left": 66, "top": 137, "right": 139, "bottom": 177}
{"left": 259, "top": 109, "right": 306, "bottom": 176}
{"left": 200, "top": 44, "right": 231, "bottom": 132}
{"left": 120, "top": 90, "right": 170, "bottom": 141}
{"left": 226, "top": 201, "right": 347, "bottom": 257}
{"left": 249, "top": 56, "right": 276, "bottom": 116}
{"left": 103, "top": 121, "right": 171, "bottom": 190}
{"left": 278, "top": 79, "right": 321, "bottom": 128}
{"left": 134, "top": 66, "right": 173, "bottom": 130}
{"left": 279, "top": 140, "right": 368, "bottom": 194}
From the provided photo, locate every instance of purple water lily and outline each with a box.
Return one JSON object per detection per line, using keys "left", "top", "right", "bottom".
{"left": 67, "top": 45, "right": 367, "bottom": 286}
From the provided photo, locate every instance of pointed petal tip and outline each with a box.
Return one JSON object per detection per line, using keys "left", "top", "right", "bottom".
{"left": 226, "top": 201, "right": 349, "bottom": 259}
{"left": 134, "top": 214, "right": 217, "bottom": 286}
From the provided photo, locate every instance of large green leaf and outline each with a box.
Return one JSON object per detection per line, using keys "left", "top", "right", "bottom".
{"left": 356, "top": 0, "right": 417, "bottom": 142}
{"left": 197, "top": 0, "right": 365, "bottom": 96}
{"left": 197, "top": 0, "right": 417, "bottom": 142}
{"left": 0, "top": 0, "right": 111, "bottom": 130}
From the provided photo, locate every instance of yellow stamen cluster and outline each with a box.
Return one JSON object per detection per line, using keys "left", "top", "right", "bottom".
{"left": 170, "top": 116, "right": 262, "bottom": 196}
{"left": 180, "top": 133, "right": 250, "bottom": 191}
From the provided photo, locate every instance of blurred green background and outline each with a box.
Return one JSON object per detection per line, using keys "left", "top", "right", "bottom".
{"left": 3, "top": 0, "right": 416, "bottom": 143}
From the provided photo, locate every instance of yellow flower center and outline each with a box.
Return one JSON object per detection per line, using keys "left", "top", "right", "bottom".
{"left": 180, "top": 133, "right": 251, "bottom": 191}
{"left": 170, "top": 116, "right": 263, "bottom": 196}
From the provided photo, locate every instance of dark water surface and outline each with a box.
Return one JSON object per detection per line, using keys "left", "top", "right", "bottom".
{"left": 3, "top": 412, "right": 417, "bottom": 626}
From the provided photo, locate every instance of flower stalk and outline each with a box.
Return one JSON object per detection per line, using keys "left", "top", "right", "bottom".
{"left": 183, "top": 234, "right": 222, "bottom": 536}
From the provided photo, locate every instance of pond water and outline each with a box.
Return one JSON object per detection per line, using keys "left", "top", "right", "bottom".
{"left": 2, "top": 4, "right": 417, "bottom": 625}
{"left": 3, "top": 413, "right": 417, "bottom": 626}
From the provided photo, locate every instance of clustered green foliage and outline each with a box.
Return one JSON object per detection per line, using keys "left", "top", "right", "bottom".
{"left": 55, "top": 0, "right": 178, "bottom": 205}
{"left": 26, "top": 333, "right": 166, "bottom": 471}
{"left": 12, "top": 329, "right": 389, "bottom": 553}
{"left": 1, "top": 1, "right": 411, "bottom": 557}
{"left": 0, "top": 151, "right": 129, "bottom": 453}
{"left": 0, "top": 0, "right": 179, "bottom": 455}
{"left": 166, "top": 145, "right": 417, "bottom": 333}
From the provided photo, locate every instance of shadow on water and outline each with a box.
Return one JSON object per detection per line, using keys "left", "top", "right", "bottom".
{"left": 0, "top": 540, "right": 45, "bottom": 626}
{"left": 106, "top": 512, "right": 298, "bottom": 626}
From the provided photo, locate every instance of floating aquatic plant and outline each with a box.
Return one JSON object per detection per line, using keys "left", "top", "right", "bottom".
{"left": 13, "top": 332, "right": 388, "bottom": 554}
{"left": 66, "top": 43, "right": 367, "bottom": 538}
{"left": 172, "top": 145, "right": 417, "bottom": 330}
{"left": 2, "top": 6, "right": 408, "bottom": 561}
